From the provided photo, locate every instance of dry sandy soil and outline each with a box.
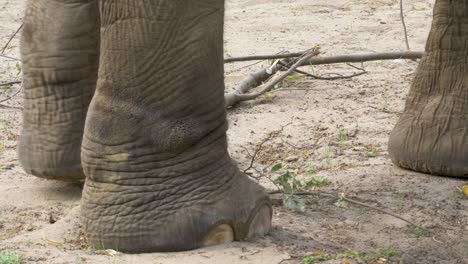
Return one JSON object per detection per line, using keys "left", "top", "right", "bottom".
{"left": 1, "top": 0, "right": 467, "bottom": 263}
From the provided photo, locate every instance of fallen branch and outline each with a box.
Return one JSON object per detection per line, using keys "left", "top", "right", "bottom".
{"left": 224, "top": 51, "right": 423, "bottom": 107}
{"left": 224, "top": 52, "right": 305, "bottom": 63}
{"left": 303, "top": 51, "right": 422, "bottom": 66}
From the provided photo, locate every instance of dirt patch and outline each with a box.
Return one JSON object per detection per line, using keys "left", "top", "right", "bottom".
{"left": 1, "top": 0, "right": 467, "bottom": 263}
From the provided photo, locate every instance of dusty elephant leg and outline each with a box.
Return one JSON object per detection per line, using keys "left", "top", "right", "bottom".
{"left": 80, "top": 0, "right": 271, "bottom": 253}
{"left": 19, "top": 0, "right": 100, "bottom": 181}
{"left": 389, "top": 0, "right": 468, "bottom": 177}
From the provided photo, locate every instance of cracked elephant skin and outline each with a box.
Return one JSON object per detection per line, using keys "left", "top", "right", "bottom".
{"left": 18, "top": 0, "right": 466, "bottom": 253}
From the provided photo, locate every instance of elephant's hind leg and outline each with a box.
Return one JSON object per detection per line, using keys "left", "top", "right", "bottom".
{"left": 19, "top": 0, "right": 100, "bottom": 181}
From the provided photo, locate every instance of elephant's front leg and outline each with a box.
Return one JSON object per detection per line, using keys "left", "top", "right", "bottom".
{"left": 81, "top": 0, "right": 271, "bottom": 253}
{"left": 388, "top": 0, "right": 468, "bottom": 177}
{"left": 19, "top": 0, "right": 99, "bottom": 180}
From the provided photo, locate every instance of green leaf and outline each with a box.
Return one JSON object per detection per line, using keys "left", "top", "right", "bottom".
{"left": 352, "top": 146, "right": 366, "bottom": 152}
{"left": 362, "top": 248, "right": 397, "bottom": 260}
{"left": 271, "top": 163, "right": 282, "bottom": 172}
{"left": 15, "top": 62, "right": 22, "bottom": 76}
{"left": 413, "top": 227, "right": 428, "bottom": 237}
{"left": 274, "top": 171, "right": 293, "bottom": 194}
{"left": 305, "top": 166, "right": 317, "bottom": 175}
{"left": 283, "top": 198, "right": 306, "bottom": 213}
{"left": 365, "top": 151, "right": 378, "bottom": 158}
{"left": 334, "top": 200, "right": 350, "bottom": 208}
{"left": 303, "top": 255, "right": 333, "bottom": 263}
{"left": 292, "top": 178, "right": 303, "bottom": 192}
{"left": 305, "top": 177, "right": 331, "bottom": 189}
{"left": 0, "top": 121, "right": 7, "bottom": 130}
{"left": 0, "top": 250, "right": 23, "bottom": 264}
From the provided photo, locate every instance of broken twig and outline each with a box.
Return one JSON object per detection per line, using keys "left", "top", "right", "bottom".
{"left": 0, "top": 87, "right": 22, "bottom": 104}
{"left": 0, "top": 81, "right": 21, "bottom": 87}
{"left": 279, "top": 61, "right": 368, "bottom": 80}
{"left": 225, "top": 51, "right": 318, "bottom": 107}
{"left": 1, "top": 23, "right": 23, "bottom": 54}
{"left": 400, "top": 0, "right": 411, "bottom": 50}
{"left": 0, "top": 54, "right": 19, "bottom": 61}
{"left": 269, "top": 190, "right": 422, "bottom": 228}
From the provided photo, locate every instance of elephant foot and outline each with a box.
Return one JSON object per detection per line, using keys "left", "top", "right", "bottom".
{"left": 81, "top": 155, "right": 272, "bottom": 253}
{"left": 18, "top": 135, "right": 85, "bottom": 181}
{"left": 388, "top": 108, "right": 467, "bottom": 177}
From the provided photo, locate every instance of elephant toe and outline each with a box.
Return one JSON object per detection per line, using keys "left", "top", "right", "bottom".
{"left": 246, "top": 205, "right": 272, "bottom": 239}
{"left": 202, "top": 224, "right": 234, "bottom": 247}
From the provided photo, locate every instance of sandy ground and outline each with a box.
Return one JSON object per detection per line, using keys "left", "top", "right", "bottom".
{"left": 1, "top": 0, "right": 467, "bottom": 263}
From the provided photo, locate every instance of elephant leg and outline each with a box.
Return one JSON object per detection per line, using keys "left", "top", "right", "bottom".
{"left": 389, "top": 0, "right": 468, "bottom": 177}
{"left": 19, "top": 0, "right": 99, "bottom": 181}
{"left": 80, "top": 0, "right": 271, "bottom": 253}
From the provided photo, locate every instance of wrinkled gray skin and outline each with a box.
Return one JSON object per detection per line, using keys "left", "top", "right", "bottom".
{"left": 19, "top": 0, "right": 466, "bottom": 253}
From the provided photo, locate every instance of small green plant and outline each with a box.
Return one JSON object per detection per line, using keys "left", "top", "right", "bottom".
{"left": 382, "top": 94, "right": 389, "bottom": 112}
{"left": 304, "top": 177, "right": 331, "bottom": 188}
{"left": 272, "top": 164, "right": 330, "bottom": 194}
{"left": 302, "top": 248, "right": 397, "bottom": 263}
{"left": 0, "top": 85, "right": 11, "bottom": 91}
{"left": 272, "top": 166, "right": 301, "bottom": 194}
{"left": 303, "top": 255, "right": 333, "bottom": 263}
{"left": 15, "top": 62, "right": 22, "bottom": 76}
{"left": 274, "top": 171, "right": 297, "bottom": 194}
{"left": 304, "top": 165, "right": 317, "bottom": 175}
{"left": 324, "top": 146, "right": 332, "bottom": 164}
{"left": 413, "top": 227, "right": 428, "bottom": 238}
{"left": 0, "top": 250, "right": 23, "bottom": 264}
{"left": 362, "top": 248, "right": 397, "bottom": 260}
{"left": 365, "top": 151, "right": 378, "bottom": 158}
{"left": 398, "top": 192, "right": 406, "bottom": 210}
{"left": 272, "top": 164, "right": 330, "bottom": 213}
{"left": 0, "top": 120, "right": 7, "bottom": 130}
{"left": 337, "top": 128, "right": 348, "bottom": 142}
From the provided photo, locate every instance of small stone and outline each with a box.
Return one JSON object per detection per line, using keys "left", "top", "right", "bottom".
{"left": 285, "top": 156, "right": 299, "bottom": 162}
{"left": 27, "top": 225, "right": 34, "bottom": 231}
{"left": 49, "top": 214, "right": 57, "bottom": 224}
